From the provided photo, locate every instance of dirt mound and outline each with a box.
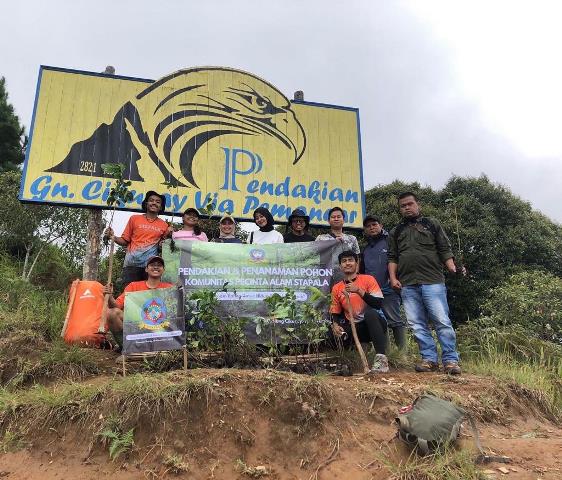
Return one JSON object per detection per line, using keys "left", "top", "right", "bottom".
{"left": 0, "top": 368, "right": 561, "bottom": 479}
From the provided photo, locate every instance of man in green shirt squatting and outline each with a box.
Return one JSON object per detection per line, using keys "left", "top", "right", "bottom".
{"left": 388, "top": 192, "right": 461, "bottom": 375}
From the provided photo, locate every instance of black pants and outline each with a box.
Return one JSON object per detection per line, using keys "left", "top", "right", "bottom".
{"left": 390, "top": 325, "right": 407, "bottom": 350}
{"left": 121, "top": 266, "right": 147, "bottom": 288}
{"left": 331, "top": 307, "right": 388, "bottom": 355}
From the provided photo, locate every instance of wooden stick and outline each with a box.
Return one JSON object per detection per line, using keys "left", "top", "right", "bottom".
{"left": 343, "top": 291, "right": 370, "bottom": 374}
{"left": 98, "top": 237, "right": 115, "bottom": 333}
{"left": 122, "top": 354, "right": 126, "bottom": 377}
{"left": 60, "top": 279, "right": 79, "bottom": 338}
{"left": 183, "top": 346, "right": 188, "bottom": 371}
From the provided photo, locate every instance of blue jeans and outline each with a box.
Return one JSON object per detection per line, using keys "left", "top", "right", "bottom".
{"left": 401, "top": 283, "right": 459, "bottom": 363}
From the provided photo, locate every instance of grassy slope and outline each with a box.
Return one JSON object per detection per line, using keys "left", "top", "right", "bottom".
{"left": 0, "top": 252, "right": 561, "bottom": 478}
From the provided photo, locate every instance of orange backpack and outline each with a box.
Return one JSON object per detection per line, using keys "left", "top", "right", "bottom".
{"left": 62, "top": 280, "right": 107, "bottom": 346}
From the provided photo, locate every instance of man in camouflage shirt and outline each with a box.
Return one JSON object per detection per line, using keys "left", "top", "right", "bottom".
{"left": 316, "top": 206, "right": 360, "bottom": 284}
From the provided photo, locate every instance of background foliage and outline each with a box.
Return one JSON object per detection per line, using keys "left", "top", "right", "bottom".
{"left": 364, "top": 175, "right": 562, "bottom": 323}
{"left": 480, "top": 269, "right": 562, "bottom": 342}
{"left": 0, "top": 171, "right": 89, "bottom": 280}
{"left": 0, "top": 77, "right": 26, "bottom": 172}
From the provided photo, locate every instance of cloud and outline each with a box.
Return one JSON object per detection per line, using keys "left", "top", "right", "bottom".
{"left": 2, "top": 0, "right": 560, "bottom": 222}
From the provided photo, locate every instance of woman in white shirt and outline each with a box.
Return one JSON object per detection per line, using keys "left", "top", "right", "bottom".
{"left": 248, "top": 207, "right": 284, "bottom": 244}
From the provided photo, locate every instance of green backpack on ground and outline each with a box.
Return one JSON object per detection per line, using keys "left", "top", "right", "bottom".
{"left": 395, "top": 394, "right": 478, "bottom": 455}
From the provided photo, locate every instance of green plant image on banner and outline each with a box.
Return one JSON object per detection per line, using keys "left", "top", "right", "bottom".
{"left": 162, "top": 240, "right": 340, "bottom": 343}
{"left": 123, "top": 286, "right": 185, "bottom": 354}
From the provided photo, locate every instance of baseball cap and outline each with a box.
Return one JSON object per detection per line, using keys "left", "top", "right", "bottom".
{"left": 219, "top": 213, "right": 236, "bottom": 224}
{"left": 363, "top": 215, "right": 381, "bottom": 226}
{"left": 146, "top": 256, "right": 165, "bottom": 267}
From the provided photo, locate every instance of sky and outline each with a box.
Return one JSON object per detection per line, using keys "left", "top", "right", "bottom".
{"left": 2, "top": 0, "right": 561, "bottom": 225}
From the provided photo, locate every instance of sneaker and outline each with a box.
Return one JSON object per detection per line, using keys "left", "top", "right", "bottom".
{"left": 414, "top": 359, "right": 439, "bottom": 372}
{"left": 443, "top": 361, "right": 461, "bottom": 375}
{"left": 371, "top": 354, "right": 389, "bottom": 373}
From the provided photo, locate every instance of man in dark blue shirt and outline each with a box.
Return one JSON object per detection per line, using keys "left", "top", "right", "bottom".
{"left": 361, "top": 215, "right": 407, "bottom": 350}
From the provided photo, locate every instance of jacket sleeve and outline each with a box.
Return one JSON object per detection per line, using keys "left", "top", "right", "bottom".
{"left": 361, "top": 275, "right": 383, "bottom": 309}
{"left": 431, "top": 218, "right": 454, "bottom": 263}
{"left": 387, "top": 228, "right": 399, "bottom": 264}
{"left": 362, "top": 292, "right": 382, "bottom": 309}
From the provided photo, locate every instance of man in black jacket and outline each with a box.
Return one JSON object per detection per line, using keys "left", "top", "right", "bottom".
{"left": 361, "top": 215, "right": 407, "bottom": 350}
{"left": 388, "top": 192, "right": 461, "bottom": 375}
{"left": 284, "top": 209, "right": 315, "bottom": 243}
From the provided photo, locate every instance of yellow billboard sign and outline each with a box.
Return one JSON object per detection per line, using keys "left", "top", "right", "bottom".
{"left": 19, "top": 66, "right": 365, "bottom": 228}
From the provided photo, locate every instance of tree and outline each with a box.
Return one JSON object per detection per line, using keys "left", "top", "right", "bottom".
{"left": 480, "top": 269, "right": 562, "bottom": 343}
{"left": 0, "top": 77, "right": 26, "bottom": 172}
{"left": 0, "top": 171, "right": 89, "bottom": 280}
{"left": 365, "top": 175, "right": 562, "bottom": 322}
{"left": 82, "top": 67, "right": 117, "bottom": 282}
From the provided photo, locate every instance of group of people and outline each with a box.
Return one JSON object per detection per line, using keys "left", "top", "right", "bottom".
{"left": 329, "top": 192, "right": 461, "bottom": 375}
{"left": 103, "top": 190, "right": 462, "bottom": 376}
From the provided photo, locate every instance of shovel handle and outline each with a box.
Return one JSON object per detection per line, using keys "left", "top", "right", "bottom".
{"left": 343, "top": 291, "right": 370, "bottom": 374}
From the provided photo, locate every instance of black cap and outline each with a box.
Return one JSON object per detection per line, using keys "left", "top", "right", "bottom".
{"left": 363, "top": 215, "right": 381, "bottom": 226}
{"left": 183, "top": 208, "right": 201, "bottom": 218}
{"left": 146, "top": 255, "right": 165, "bottom": 267}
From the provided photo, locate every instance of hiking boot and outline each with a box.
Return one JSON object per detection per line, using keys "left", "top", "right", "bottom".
{"left": 371, "top": 354, "right": 390, "bottom": 373}
{"left": 443, "top": 361, "right": 461, "bottom": 375}
{"left": 415, "top": 359, "right": 439, "bottom": 372}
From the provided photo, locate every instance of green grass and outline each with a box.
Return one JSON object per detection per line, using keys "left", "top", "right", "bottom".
{"left": 2, "top": 341, "right": 99, "bottom": 389}
{"left": 379, "top": 447, "right": 486, "bottom": 480}
{"left": 462, "top": 356, "right": 561, "bottom": 420}
{"left": 458, "top": 325, "right": 562, "bottom": 419}
{"left": 0, "top": 254, "right": 68, "bottom": 341}
{"left": 0, "top": 254, "right": 100, "bottom": 388}
{"left": 0, "top": 372, "right": 221, "bottom": 433}
{"left": 0, "top": 428, "right": 27, "bottom": 453}
{"left": 163, "top": 453, "right": 190, "bottom": 474}
{"left": 0, "top": 370, "right": 336, "bottom": 452}
{"left": 380, "top": 322, "right": 562, "bottom": 420}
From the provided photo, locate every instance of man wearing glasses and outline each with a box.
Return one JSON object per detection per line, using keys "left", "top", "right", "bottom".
{"left": 284, "top": 209, "right": 315, "bottom": 243}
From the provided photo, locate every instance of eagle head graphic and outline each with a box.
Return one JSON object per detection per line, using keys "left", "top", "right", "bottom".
{"left": 47, "top": 67, "right": 307, "bottom": 188}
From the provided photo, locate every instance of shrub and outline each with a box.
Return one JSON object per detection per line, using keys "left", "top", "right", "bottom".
{"left": 186, "top": 287, "right": 257, "bottom": 366}
{"left": 480, "top": 269, "right": 562, "bottom": 343}
{"left": 0, "top": 253, "right": 68, "bottom": 340}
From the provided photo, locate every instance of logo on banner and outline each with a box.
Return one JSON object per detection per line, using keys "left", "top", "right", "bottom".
{"left": 140, "top": 297, "right": 169, "bottom": 330}
{"left": 249, "top": 249, "right": 266, "bottom": 262}
{"left": 47, "top": 67, "right": 307, "bottom": 189}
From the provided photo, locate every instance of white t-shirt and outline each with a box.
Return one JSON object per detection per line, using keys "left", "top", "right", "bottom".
{"left": 248, "top": 229, "right": 284, "bottom": 244}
